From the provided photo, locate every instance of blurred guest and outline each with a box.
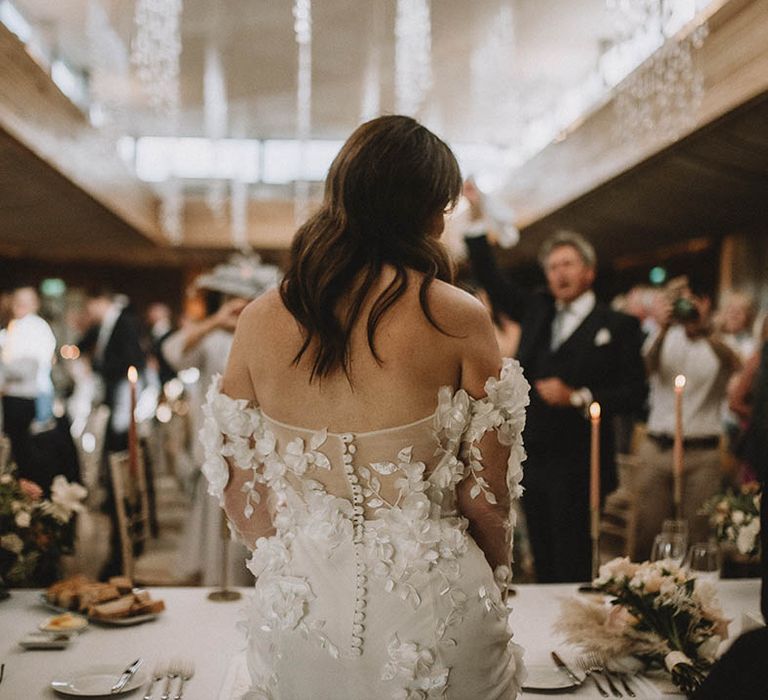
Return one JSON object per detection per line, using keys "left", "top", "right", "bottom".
{"left": 145, "top": 302, "right": 177, "bottom": 386}
{"left": 629, "top": 277, "right": 741, "bottom": 560}
{"left": 716, "top": 291, "right": 757, "bottom": 455}
{"left": 79, "top": 291, "right": 145, "bottom": 452}
{"left": 463, "top": 182, "right": 647, "bottom": 583}
{"left": 0, "top": 287, "right": 57, "bottom": 478}
{"left": 716, "top": 290, "right": 757, "bottom": 361}
{"left": 728, "top": 313, "right": 768, "bottom": 482}
{"left": 163, "top": 255, "right": 279, "bottom": 586}
{"left": 78, "top": 290, "right": 145, "bottom": 579}
{"left": 623, "top": 284, "right": 661, "bottom": 340}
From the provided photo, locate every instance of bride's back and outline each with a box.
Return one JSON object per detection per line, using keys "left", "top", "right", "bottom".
{"left": 226, "top": 266, "right": 484, "bottom": 433}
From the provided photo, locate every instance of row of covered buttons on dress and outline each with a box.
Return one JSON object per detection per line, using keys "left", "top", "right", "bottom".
{"left": 341, "top": 432, "right": 366, "bottom": 656}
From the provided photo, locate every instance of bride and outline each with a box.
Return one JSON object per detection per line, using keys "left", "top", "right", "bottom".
{"left": 202, "top": 115, "right": 529, "bottom": 699}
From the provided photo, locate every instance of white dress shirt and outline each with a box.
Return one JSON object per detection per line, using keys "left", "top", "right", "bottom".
{"left": 0, "top": 313, "right": 57, "bottom": 398}
{"left": 550, "top": 290, "right": 596, "bottom": 350}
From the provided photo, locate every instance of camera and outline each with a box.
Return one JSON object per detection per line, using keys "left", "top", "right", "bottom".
{"left": 671, "top": 296, "right": 699, "bottom": 323}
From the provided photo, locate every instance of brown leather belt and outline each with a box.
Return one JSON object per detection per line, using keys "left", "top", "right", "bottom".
{"left": 647, "top": 433, "right": 720, "bottom": 450}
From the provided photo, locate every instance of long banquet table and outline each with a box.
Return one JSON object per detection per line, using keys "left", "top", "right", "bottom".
{"left": 0, "top": 580, "right": 762, "bottom": 699}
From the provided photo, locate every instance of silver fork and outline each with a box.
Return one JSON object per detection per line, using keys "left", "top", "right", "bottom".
{"left": 576, "top": 655, "right": 609, "bottom": 698}
{"left": 584, "top": 653, "right": 623, "bottom": 697}
{"left": 159, "top": 661, "right": 181, "bottom": 700}
{"left": 143, "top": 664, "right": 165, "bottom": 700}
{"left": 173, "top": 661, "right": 195, "bottom": 700}
{"left": 617, "top": 673, "right": 637, "bottom": 697}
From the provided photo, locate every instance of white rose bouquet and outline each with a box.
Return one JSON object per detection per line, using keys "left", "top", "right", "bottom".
{"left": 0, "top": 471, "right": 86, "bottom": 586}
{"left": 556, "top": 557, "right": 729, "bottom": 695}
{"left": 702, "top": 482, "right": 761, "bottom": 557}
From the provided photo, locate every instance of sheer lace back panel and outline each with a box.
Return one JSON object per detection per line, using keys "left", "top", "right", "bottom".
{"left": 202, "top": 357, "right": 529, "bottom": 556}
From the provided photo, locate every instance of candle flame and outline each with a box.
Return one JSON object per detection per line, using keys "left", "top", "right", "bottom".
{"left": 589, "top": 402, "right": 601, "bottom": 419}
{"left": 674, "top": 374, "right": 686, "bottom": 390}
{"left": 127, "top": 366, "right": 138, "bottom": 383}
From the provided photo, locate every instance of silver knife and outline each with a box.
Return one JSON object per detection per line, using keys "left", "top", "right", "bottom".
{"left": 111, "top": 658, "right": 143, "bottom": 694}
{"left": 551, "top": 651, "right": 582, "bottom": 686}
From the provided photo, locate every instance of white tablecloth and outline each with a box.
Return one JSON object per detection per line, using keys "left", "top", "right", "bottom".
{"left": 0, "top": 580, "right": 761, "bottom": 699}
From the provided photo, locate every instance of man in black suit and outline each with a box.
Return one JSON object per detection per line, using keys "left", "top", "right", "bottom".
{"left": 80, "top": 292, "right": 146, "bottom": 452}
{"left": 79, "top": 291, "right": 146, "bottom": 578}
{"left": 463, "top": 185, "right": 647, "bottom": 582}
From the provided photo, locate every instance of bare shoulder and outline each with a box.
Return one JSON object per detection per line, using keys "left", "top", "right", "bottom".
{"left": 425, "top": 277, "right": 495, "bottom": 338}
{"left": 237, "top": 288, "right": 286, "bottom": 327}
{"left": 422, "top": 278, "right": 502, "bottom": 396}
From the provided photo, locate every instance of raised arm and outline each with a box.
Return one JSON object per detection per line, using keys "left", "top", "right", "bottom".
{"left": 463, "top": 182, "right": 528, "bottom": 322}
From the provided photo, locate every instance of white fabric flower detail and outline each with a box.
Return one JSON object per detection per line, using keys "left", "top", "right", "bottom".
{"left": 284, "top": 430, "right": 331, "bottom": 475}
{"left": 251, "top": 575, "right": 314, "bottom": 632}
{"left": 382, "top": 635, "right": 450, "bottom": 698}
{"left": 43, "top": 476, "right": 87, "bottom": 522}
{"left": 247, "top": 537, "right": 292, "bottom": 578}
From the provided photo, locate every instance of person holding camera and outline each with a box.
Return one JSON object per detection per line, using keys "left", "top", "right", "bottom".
{"left": 629, "top": 277, "right": 741, "bottom": 560}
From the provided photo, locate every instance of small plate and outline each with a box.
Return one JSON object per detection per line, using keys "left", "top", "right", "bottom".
{"left": 40, "top": 613, "right": 89, "bottom": 635}
{"left": 51, "top": 664, "right": 148, "bottom": 696}
{"left": 19, "top": 631, "right": 72, "bottom": 649}
{"left": 522, "top": 663, "right": 581, "bottom": 691}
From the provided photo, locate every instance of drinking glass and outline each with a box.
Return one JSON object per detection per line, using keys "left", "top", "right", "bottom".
{"left": 685, "top": 542, "right": 720, "bottom": 581}
{"left": 650, "top": 533, "right": 687, "bottom": 565}
{"left": 662, "top": 518, "right": 689, "bottom": 546}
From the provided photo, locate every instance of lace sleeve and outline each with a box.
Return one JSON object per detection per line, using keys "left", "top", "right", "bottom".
{"left": 200, "top": 375, "right": 273, "bottom": 548}
{"left": 464, "top": 358, "right": 530, "bottom": 589}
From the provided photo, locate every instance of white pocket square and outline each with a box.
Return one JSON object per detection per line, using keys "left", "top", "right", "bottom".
{"left": 594, "top": 328, "right": 612, "bottom": 346}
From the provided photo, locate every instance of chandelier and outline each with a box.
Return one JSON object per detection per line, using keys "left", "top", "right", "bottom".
{"left": 609, "top": 0, "right": 709, "bottom": 142}
{"left": 394, "top": 0, "right": 432, "bottom": 117}
{"left": 470, "top": 1, "right": 517, "bottom": 146}
{"left": 293, "top": 0, "right": 313, "bottom": 225}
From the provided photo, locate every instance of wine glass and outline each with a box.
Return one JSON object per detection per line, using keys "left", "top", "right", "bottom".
{"left": 650, "top": 533, "right": 687, "bottom": 565}
{"left": 685, "top": 542, "right": 720, "bottom": 581}
{"left": 662, "top": 518, "right": 689, "bottom": 547}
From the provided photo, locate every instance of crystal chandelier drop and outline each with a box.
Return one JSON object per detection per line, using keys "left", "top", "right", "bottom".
{"left": 470, "top": 1, "right": 517, "bottom": 145}
{"left": 131, "top": 0, "right": 183, "bottom": 120}
{"left": 132, "top": 0, "right": 184, "bottom": 243}
{"left": 293, "top": 0, "right": 312, "bottom": 225}
{"left": 360, "top": 0, "right": 383, "bottom": 123}
{"left": 159, "top": 177, "right": 183, "bottom": 245}
{"left": 229, "top": 177, "right": 249, "bottom": 252}
{"left": 204, "top": 42, "right": 228, "bottom": 222}
{"left": 395, "top": 0, "right": 432, "bottom": 117}
{"left": 608, "top": 0, "right": 709, "bottom": 142}
{"left": 87, "top": 0, "right": 129, "bottom": 138}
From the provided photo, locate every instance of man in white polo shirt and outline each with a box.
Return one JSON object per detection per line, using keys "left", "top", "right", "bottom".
{"left": 630, "top": 277, "right": 741, "bottom": 560}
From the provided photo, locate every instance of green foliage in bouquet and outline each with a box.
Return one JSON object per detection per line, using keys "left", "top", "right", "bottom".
{"left": 0, "top": 471, "right": 86, "bottom": 586}
{"left": 702, "top": 482, "right": 761, "bottom": 557}
{"left": 557, "top": 558, "right": 729, "bottom": 696}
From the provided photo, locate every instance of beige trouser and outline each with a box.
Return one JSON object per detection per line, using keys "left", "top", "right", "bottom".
{"left": 628, "top": 437, "right": 723, "bottom": 562}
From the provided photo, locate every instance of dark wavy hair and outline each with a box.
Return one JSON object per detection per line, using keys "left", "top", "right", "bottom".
{"left": 280, "top": 115, "right": 462, "bottom": 381}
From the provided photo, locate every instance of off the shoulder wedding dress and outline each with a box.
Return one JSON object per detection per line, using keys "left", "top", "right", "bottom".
{"left": 202, "top": 358, "right": 529, "bottom": 699}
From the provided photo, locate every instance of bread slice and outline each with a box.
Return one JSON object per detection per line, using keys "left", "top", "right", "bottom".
{"left": 131, "top": 598, "right": 166, "bottom": 615}
{"left": 89, "top": 594, "right": 135, "bottom": 619}
{"left": 78, "top": 584, "right": 120, "bottom": 611}
{"left": 108, "top": 576, "right": 134, "bottom": 594}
